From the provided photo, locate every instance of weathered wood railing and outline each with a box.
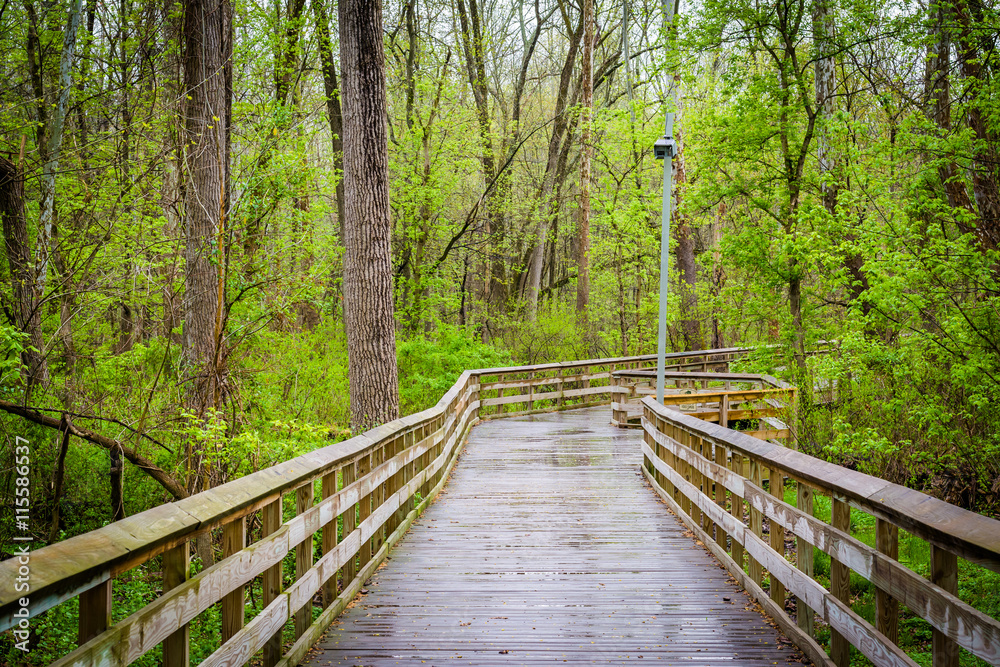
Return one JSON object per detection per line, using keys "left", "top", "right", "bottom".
{"left": 641, "top": 396, "right": 1000, "bottom": 667}
{"left": 610, "top": 369, "right": 795, "bottom": 436}
{"left": 0, "top": 347, "right": 741, "bottom": 666}
{"left": 477, "top": 347, "right": 751, "bottom": 419}
{"left": 0, "top": 371, "right": 480, "bottom": 667}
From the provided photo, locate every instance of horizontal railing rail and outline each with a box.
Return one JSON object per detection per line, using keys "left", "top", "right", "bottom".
{"left": 640, "top": 397, "right": 1000, "bottom": 667}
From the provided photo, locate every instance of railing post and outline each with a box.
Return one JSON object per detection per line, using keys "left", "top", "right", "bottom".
{"left": 681, "top": 431, "right": 693, "bottom": 519}
{"left": 262, "top": 498, "right": 283, "bottom": 667}
{"left": 714, "top": 444, "right": 728, "bottom": 551}
{"left": 876, "top": 518, "right": 899, "bottom": 644}
{"left": 294, "top": 483, "right": 315, "bottom": 639}
{"left": 729, "top": 451, "right": 744, "bottom": 570}
{"left": 162, "top": 542, "right": 190, "bottom": 667}
{"left": 78, "top": 579, "right": 111, "bottom": 645}
{"left": 767, "top": 466, "right": 786, "bottom": 608}
{"left": 748, "top": 458, "right": 764, "bottom": 588}
{"left": 528, "top": 371, "right": 535, "bottom": 413}
{"left": 342, "top": 461, "right": 358, "bottom": 589}
{"left": 931, "top": 545, "right": 959, "bottom": 667}
{"left": 222, "top": 517, "right": 246, "bottom": 642}
{"left": 322, "top": 468, "right": 339, "bottom": 608}
{"left": 830, "top": 497, "right": 852, "bottom": 667}
{"left": 556, "top": 367, "right": 564, "bottom": 408}
{"left": 796, "top": 482, "right": 815, "bottom": 637}
{"left": 358, "top": 452, "right": 373, "bottom": 573}
{"left": 720, "top": 394, "right": 729, "bottom": 428}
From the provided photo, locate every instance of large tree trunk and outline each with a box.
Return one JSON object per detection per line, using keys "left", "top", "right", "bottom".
{"left": 340, "top": 0, "right": 400, "bottom": 430}
{"left": 576, "top": 0, "right": 594, "bottom": 316}
{"left": 0, "top": 157, "right": 48, "bottom": 397}
{"left": 182, "top": 0, "right": 230, "bottom": 414}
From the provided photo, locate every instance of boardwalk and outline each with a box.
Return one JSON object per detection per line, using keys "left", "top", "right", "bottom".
{"left": 304, "top": 407, "right": 801, "bottom": 666}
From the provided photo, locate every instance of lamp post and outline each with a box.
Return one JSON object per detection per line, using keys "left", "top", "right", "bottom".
{"left": 653, "top": 0, "right": 678, "bottom": 404}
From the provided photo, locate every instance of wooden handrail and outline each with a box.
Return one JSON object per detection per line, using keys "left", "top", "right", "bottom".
{"left": 640, "top": 396, "right": 1000, "bottom": 667}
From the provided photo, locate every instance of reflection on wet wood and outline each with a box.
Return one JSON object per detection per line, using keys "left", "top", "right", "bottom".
{"left": 304, "top": 408, "right": 801, "bottom": 666}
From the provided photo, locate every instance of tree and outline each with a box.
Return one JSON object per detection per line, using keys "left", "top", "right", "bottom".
{"left": 341, "top": 0, "right": 400, "bottom": 429}
{"left": 0, "top": 156, "right": 47, "bottom": 396}
{"left": 576, "top": 0, "right": 595, "bottom": 316}
{"left": 181, "top": 0, "right": 231, "bottom": 413}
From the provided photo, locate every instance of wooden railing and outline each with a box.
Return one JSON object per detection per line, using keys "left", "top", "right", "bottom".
{"left": 0, "top": 348, "right": 738, "bottom": 666}
{"left": 0, "top": 371, "right": 480, "bottom": 667}
{"left": 640, "top": 397, "right": 1000, "bottom": 667}
{"left": 475, "top": 347, "right": 750, "bottom": 418}
{"left": 610, "top": 369, "right": 794, "bottom": 434}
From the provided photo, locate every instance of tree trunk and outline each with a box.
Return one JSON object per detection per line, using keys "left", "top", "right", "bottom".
{"left": 0, "top": 399, "right": 189, "bottom": 501}
{"left": 313, "top": 0, "right": 346, "bottom": 237}
{"left": 954, "top": 0, "right": 1000, "bottom": 248}
{"left": 181, "top": 0, "right": 230, "bottom": 414}
{"left": 674, "top": 123, "right": 703, "bottom": 350}
{"left": 526, "top": 12, "right": 583, "bottom": 320}
{"left": 925, "top": 0, "right": 976, "bottom": 220}
{"left": 340, "top": 0, "right": 400, "bottom": 430}
{"left": 36, "top": 0, "right": 84, "bottom": 299}
{"left": 0, "top": 157, "right": 48, "bottom": 396}
{"left": 576, "top": 0, "right": 594, "bottom": 316}
{"left": 47, "top": 419, "right": 71, "bottom": 542}
{"left": 814, "top": 0, "right": 869, "bottom": 312}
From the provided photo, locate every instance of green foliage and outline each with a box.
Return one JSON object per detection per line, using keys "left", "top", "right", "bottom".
{"left": 397, "top": 326, "right": 512, "bottom": 412}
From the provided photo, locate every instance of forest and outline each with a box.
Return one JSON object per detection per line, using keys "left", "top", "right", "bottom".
{"left": 0, "top": 0, "right": 999, "bottom": 640}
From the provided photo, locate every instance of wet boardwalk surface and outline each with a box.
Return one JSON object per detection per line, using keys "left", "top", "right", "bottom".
{"left": 304, "top": 408, "right": 802, "bottom": 666}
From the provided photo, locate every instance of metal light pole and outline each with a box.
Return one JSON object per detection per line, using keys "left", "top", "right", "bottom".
{"left": 653, "top": 0, "right": 677, "bottom": 405}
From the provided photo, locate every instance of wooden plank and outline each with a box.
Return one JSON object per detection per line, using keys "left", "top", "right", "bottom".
{"left": 78, "top": 579, "right": 111, "bottom": 645}
{"left": 261, "top": 499, "right": 282, "bottom": 667}
{"left": 357, "top": 452, "right": 373, "bottom": 577}
{"left": 876, "top": 519, "right": 899, "bottom": 644}
{"left": 931, "top": 546, "right": 959, "bottom": 667}
{"left": 221, "top": 517, "right": 246, "bottom": 643}
{"left": 649, "top": 458, "right": 916, "bottom": 667}
{"left": 303, "top": 407, "right": 797, "bottom": 667}
{"left": 162, "top": 543, "right": 189, "bottom": 667}
{"left": 830, "top": 497, "right": 851, "bottom": 667}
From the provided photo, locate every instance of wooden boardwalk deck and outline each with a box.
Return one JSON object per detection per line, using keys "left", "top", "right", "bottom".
{"left": 303, "top": 408, "right": 802, "bottom": 666}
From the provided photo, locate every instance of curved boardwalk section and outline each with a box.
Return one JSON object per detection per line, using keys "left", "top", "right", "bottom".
{"left": 304, "top": 408, "right": 800, "bottom": 666}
